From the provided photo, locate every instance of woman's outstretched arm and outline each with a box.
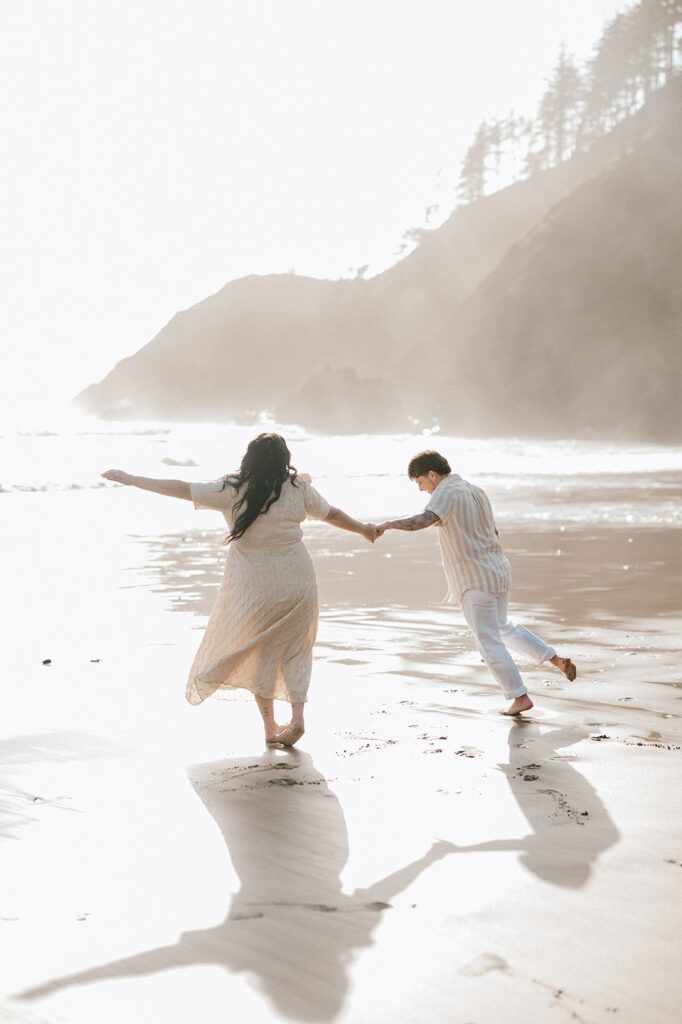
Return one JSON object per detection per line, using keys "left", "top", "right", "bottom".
{"left": 101, "top": 469, "right": 191, "bottom": 501}
{"left": 323, "top": 506, "right": 378, "bottom": 543}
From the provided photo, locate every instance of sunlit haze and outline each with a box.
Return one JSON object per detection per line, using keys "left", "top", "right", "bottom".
{"left": 2, "top": 0, "right": 626, "bottom": 423}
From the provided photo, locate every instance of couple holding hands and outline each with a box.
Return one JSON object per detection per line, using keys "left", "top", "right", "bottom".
{"left": 103, "top": 432, "right": 575, "bottom": 747}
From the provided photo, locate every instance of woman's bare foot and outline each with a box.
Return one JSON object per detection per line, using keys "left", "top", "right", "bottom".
{"left": 275, "top": 723, "right": 305, "bottom": 747}
{"left": 254, "top": 695, "right": 282, "bottom": 743}
{"left": 500, "top": 694, "right": 533, "bottom": 716}
{"left": 550, "top": 655, "right": 577, "bottom": 681}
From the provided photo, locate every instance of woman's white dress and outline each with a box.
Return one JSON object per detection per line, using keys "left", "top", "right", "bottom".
{"left": 186, "top": 474, "right": 330, "bottom": 705}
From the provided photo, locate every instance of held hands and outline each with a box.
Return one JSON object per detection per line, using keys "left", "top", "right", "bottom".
{"left": 361, "top": 523, "right": 387, "bottom": 543}
{"left": 101, "top": 469, "right": 133, "bottom": 485}
{"left": 431, "top": 838, "right": 458, "bottom": 857}
{"left": 362, "top": 523, "right": 379, "bottom": 543}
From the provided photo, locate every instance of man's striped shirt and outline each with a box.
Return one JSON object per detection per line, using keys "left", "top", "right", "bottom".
{"left": 425, "top": 474, "right": 512, "bottom": 603}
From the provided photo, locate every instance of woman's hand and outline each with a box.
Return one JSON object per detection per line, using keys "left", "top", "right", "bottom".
{"left": 362, "top": 523, "right": 380, "bottom": 543}
{"left": 324, "top": 507, "right": 382, "bottom": 542}
{"left": 102, "top": 469, "right": 133, "bottom": 486}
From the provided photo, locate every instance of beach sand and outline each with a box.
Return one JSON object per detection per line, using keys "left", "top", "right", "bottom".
{"left": 2, "top": 493, "right": 682, "bottom": 1023}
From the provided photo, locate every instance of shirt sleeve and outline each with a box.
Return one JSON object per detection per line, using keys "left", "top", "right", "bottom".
{"left": 190, "top": 479, "right": 236, "bottom": 512}
{"left": 425, "top": 483, "right": 450, "bottom": 525}
{"left": 300, "top": 474, "right": 331, "bottom": 520}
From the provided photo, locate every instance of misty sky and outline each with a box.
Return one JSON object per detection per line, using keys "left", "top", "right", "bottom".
{"left": 1, "top": 0, "right": 626, "bottom": 423}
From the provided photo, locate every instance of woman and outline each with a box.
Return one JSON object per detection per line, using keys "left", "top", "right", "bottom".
{"left": 102, "top": 433, "right": 377, "bottom": 746}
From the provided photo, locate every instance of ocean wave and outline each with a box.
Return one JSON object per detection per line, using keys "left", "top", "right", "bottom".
{"left": 0, "top": 482, "right": 108, "bottom": 493}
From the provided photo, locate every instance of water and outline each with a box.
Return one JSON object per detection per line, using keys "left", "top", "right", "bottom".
{"left": 2, "top": 410, "right": 681, "bottom": 737}
{"left": 2, "top": 410, "right": 682, "bottom": 527}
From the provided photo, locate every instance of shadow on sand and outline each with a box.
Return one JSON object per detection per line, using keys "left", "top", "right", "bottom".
{"left": 445, "top": 719, "right": 621, "bottom": 887}
{"left": 17, "top": 750, "right": 452, "bottom": 1022}
{"left": 15, "top": 724, "right": 620, "bottom": 1017}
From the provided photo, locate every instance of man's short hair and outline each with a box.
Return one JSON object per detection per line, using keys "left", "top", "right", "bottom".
{"left": 408, "top": 450, "right": 451, "bottom": 479}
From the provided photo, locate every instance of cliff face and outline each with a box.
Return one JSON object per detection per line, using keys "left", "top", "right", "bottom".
{"left": 76, "top": 82, "right": 681, "bottom": 440}
{"left": 77, "top": 159, "right": 591, "bottom": 427}
{"left": 76, "top": 275, "right": 379, "bottom": 421}
{"left": 415, "top": 88, "right": 682, "bottom": 441}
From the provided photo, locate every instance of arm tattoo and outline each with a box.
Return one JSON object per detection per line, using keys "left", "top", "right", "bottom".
{"left": 387, "top": 510, "right": 440, "bottom": 531}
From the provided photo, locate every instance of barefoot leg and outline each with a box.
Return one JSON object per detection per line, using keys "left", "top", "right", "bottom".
{"left": 276, "top": 702, "right": 305, "bottom": 747}
{"left": 254, "top": 694, "right": 282, "bottom": 743}
{"left": 549, "top": 655, "right": 577, "bottom": 681}
{"left": 500, "top": 694, "right": 534, "bottom": 716}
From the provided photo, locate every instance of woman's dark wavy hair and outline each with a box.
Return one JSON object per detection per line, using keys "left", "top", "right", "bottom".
{"left": 222, "top": 433, "right": 298, "bottom": 541}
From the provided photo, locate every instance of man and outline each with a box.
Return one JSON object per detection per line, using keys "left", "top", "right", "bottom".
{"left": 377, "top": 450, "right": 576, "bottom": 716}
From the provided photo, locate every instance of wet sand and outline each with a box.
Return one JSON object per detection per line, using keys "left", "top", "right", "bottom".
{"left": 2, "top": 496, "right": 682, "bottom": 1023}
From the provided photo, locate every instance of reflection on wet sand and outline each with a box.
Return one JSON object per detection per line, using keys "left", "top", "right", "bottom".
{"left": 129, "top": 529, "right": 221, "bottom": 617}
{"left": 133, "top": 524, "right": 682, "bottom": 668}
{"left": 134, "top": 522, "right": 682, "bottom": 619}
{"left": 18, "top": 751, "right": 452, "bottom": 1022}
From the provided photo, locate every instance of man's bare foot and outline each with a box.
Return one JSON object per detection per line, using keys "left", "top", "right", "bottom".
{"left": 500, "top": 694, "right": 533, "bottom": 716}
{"left": 275, "top": 723, "right": 305, "bottom": 747}
{"left": 550, "top": 655, "right": 577, "bottom": 681}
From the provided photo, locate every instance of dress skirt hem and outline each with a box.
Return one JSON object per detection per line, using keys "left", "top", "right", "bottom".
{"left": 185, "top": 540, "right": 318, "bottom": 706}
